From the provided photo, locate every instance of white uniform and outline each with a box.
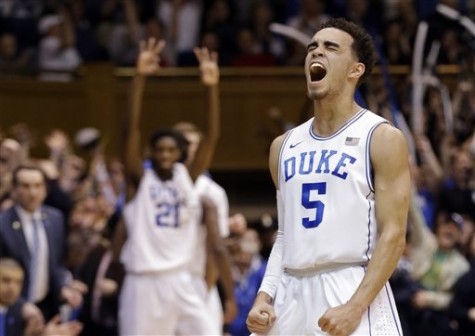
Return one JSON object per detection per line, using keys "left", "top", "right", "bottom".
{"left": 185, "top": 174, "right": 230, "bottom": 335}
{"left": 119, "top": 163, "right": 213, "bottom": 335}
{"left": 259, "top": 109, "right": 402, "bottom": 335}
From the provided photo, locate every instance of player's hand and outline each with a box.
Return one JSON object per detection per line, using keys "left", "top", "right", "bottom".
{"left": 136, "top": 38, "right": 165, "bottom": 76}
{"left": 246, "top": 300, "right": 276, "bottom": 334}
{"left": 194, "top": 47, "right": 219, "bottom": 86}
{"left": 318, "top": 302, "right": 364, "bottom": 336}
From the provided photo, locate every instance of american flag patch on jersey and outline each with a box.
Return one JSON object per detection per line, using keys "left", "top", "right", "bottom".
{"left": 345, "top": 137, "right": 360, "bottom": 146}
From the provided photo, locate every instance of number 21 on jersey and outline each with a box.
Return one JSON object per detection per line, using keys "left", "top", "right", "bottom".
{"left": 155, "top": 203, "right": 179, "bottom": 228}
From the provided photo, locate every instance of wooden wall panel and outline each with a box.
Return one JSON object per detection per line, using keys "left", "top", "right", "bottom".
{"left": 0, "top": 65, "right": 460, "bottom": 170}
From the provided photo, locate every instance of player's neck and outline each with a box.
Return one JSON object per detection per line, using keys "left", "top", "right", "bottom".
{"left": 312, "top": 99, "right": 361, "bottom": 137}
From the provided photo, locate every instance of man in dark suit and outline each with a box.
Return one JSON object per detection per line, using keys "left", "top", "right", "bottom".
{"left": 0, "top": 164, "right": 84, "bottom": 321}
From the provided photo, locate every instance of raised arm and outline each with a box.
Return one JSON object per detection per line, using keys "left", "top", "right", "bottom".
{"left": 124, "top": 38, "right": 165, "bottom": 200}
{"left": 319, "top": 123, "right": 411, "bottom": 335}
{"left": 187, "top": 47, "right": 220, "bottom": 181}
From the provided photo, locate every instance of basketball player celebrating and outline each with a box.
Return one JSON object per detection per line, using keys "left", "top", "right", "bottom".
{"left": 115, "top": 38, "right": 215, "bottom": 335}
{"left": 121, "top": 38, "right": 237, "bottom": 334}
{"left": 246, "top": 18, "right": 411, "bottom": 335}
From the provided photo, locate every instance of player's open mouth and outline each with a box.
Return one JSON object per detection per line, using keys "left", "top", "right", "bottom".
{"left": 310, "top": 62, "right": 327, "bottom": 82}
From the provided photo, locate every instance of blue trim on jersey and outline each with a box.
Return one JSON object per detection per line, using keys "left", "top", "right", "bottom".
{"left": 364, "top": 190, "right": 373, "bottom": 262}
{"left": 365, "top": 121, "right": 388, "bottom": 192}
{"left": 278, "top": 131, "right": 293, "bottom": 188}
{"left": 384, "top": 283, "right": 403, "bottom": 336}
{"left": 308, "top": 108, "right": 367, "bottom": 140}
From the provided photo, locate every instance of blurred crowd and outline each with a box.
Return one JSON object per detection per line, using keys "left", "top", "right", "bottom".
{"left": 0, "top": 0, "right": 475, "bottom": 78}
{"left": 0, "top": 122, "right": 278, "bottom": 335}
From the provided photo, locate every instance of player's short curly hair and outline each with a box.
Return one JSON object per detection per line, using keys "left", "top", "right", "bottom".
{"left": 149, "top": 128, "right": 189, "bottom": 163}
{"left": 320, "top": 18, "right": 377, "bottom": 85}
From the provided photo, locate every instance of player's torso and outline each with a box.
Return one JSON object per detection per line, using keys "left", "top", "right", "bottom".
{"left": 121, "top": 164, "right": 200, "bottom": 273}
{"left": 279, "top": 109, "right": 386, "bottom": 269}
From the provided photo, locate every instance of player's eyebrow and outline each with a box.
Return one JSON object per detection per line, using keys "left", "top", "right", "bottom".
{"left": 307, "top": 40, "right": 341, "bottom": 50}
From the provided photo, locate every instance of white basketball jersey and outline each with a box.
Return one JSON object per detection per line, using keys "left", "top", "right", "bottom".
{"left": 279, "top": 109, "right": 387, "bottom": 270}
{"left": 120, "top": 163, "right": 201, "bottom": 273}
{"left": 190, "top": 174, "right": 230, "bottom": 276}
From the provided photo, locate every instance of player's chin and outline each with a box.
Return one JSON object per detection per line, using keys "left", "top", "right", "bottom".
{"left": 307, "top": 87, "right": 324, "bottom": 100}
{"left": 158, "top": 161, "right": 174, "bottom": 170}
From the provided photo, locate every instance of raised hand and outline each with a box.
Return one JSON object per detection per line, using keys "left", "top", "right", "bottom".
{"left": 136, "top": 38, "right": 166, "bottom": 76}
{"left": 194, "top": 47, "right": 219, "bottom": 86}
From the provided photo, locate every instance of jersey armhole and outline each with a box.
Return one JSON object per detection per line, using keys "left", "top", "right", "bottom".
{"left": 366, "top": 121, "right": 389, "bottom": 192}
{"left": 277, "top": 131, "right": 293, "bottom": 190}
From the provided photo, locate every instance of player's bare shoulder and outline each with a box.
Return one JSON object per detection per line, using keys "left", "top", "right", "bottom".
{"left": 370, "top": 123, "right": 410, "bottom": 172}
{"left": 269, "top": 131, "right": 290, "bottom": 188}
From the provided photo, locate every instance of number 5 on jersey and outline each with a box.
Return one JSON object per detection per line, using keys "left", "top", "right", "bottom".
{"left": 301, "top": 182, "right": 326, "bottom": 228}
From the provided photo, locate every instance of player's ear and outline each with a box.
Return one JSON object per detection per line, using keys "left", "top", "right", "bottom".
{"left": 349, "top": 62, "right": 365, "bottom": 80}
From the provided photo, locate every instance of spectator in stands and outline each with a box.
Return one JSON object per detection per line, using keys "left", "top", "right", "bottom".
{"left": 230, "top": 27, "right": 276, "bottom": 67}
{"left": 67, "top": 0, "right": 108, "bottom": 62}
{"left": 201, "top": 0, "right": 237, "bottom": 66}
{"left": 381, "top": 18, "right": 412, "bottom": 65}
{"left": 448, "top": 232, "right": 475, "bottom": 336}
{"left": 0, "top": 138, "right": 22, "bottom": 210}
{"left": 438, "top": 148, "right": 475, "bottom": 220}
{"left": 0, "top": 257, "right": 83, "bottom": 336}
{"left": 248, "top": 0, "right": 286, "bottom": 65}
{"left": 156, "top": 0, "right": 203, "bottom": 66}
{"left": 227, "top": 228, "right": 266, "bottom": 336}
{"left": 37, "top": 10, "right": 82, "bottom": 82}
{"left": 0, "top": 165, "right": 85, "bottom": 321}
{"left": 0, "top": 32, "right": 35, "bottom": 75}
{"left": 408, "top": 194, "right": 470, "bottom": 336}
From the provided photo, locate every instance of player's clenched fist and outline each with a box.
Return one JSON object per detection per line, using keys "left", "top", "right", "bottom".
{"left": 246, "top": 295, "right": 276, "bottom": 334}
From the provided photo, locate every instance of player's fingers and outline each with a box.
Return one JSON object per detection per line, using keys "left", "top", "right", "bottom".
{"left": 193, "top": 47, "right": 202, "bottom": 62}
{"left": 139, "top": 40, "right": 146, "bottom": 52}
{"left": 147, "top": 37, "right": 156, "bottom": 51}
{"left": 155, "top": 40, "right": 166, "bottom": 54}
{"left": 210, "top": 51, "right": 218, "bottom": 63}
{"left": 318, "top": 315, "right": 329, "bottom": 331}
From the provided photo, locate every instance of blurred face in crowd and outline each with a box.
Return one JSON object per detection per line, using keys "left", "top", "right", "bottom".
{"left": 12, "top": 168, "right": 47, "bottom": 213}
{"left": 0, "top": 264, "right": 23, "bottom": 306}
{"left": 451, "top": 150, "right": 473, "bottom": 185}
{"left": 0, "top": 33, "right": 17, "bottom": 59}
{"left": 182, "top": 131, "right": 201, "bottom": 167}
{"left": 234, "top": 229, "right": 261, "bottom": 270}
{"left": 0, "top": 139, "right": 21, "bottom": 175}
{"left": 436, "top": 216, "right": 462, "bottom": 251}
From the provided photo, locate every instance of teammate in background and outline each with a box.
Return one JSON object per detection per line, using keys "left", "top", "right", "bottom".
{"left": 173, "top": 52, "right": 237, "bottom": 331}
{"left": 113, "top": 37, "right": 233, "bottom": 335}
{"left": 246, "top": 18, "right": 411, "bottom": 335}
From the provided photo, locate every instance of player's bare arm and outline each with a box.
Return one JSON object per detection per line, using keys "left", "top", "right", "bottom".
{"left": 201, "top": 195, "right": 237, "bottom": 324}
{"left": 124, "top": 37, "right": 165, "bottom": 199}
{"left": 246, "top": 133, "right": 287, "bottom": 334}
{"left": 268, "top": 133, "right": 287, "bottom": 188}
{"left": 188, "top": 47, "right": 220, "bottom": 181}
{"left": 318, "top": 123, "right": 411, "bottom": 335}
